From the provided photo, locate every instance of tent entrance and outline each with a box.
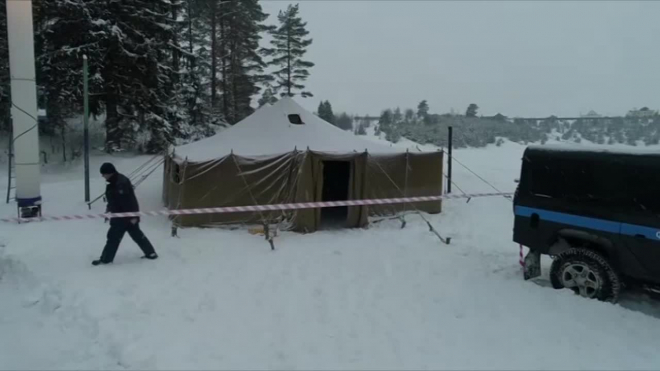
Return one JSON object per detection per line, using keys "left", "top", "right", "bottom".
{"left": 320, "top": 160, "right": 351, "bottom": 229}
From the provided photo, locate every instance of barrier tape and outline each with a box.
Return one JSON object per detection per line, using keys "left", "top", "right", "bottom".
{"left": 519, "top": 244, "right": 525, "bottom": 267}
{"left": 0, "top": 192, "right": 513, "bottom": 224}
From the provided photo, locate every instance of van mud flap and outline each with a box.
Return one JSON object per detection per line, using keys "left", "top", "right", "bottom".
{"left": 523, "top": 250, "right": 541, "bottom": 280}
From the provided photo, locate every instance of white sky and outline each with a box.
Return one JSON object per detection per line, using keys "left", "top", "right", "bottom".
{"left": 260, "top": 0, "right": 660, "bottom": 118}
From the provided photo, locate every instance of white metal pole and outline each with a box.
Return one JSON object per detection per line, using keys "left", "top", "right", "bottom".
{"left": 6, "top": 0, "right": 41, "bottom": 210}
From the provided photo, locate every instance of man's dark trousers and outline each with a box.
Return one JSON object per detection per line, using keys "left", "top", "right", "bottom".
{"left": 100, "top": 219, "right": 156, "bottom": 263}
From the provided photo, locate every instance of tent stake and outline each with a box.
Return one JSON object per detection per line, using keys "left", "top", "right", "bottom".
{"left": 264, "top": 222, "right": 275, "bottom": 250}
{"left": 424, "top": 218, "right": 449, "bottom": 244}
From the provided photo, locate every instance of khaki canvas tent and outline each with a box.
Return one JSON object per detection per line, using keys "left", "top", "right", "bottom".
{"left": 163, "top": 98, "right": 443, "bottom": 232}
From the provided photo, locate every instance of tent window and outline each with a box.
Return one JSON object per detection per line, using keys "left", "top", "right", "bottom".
{"left": 288, "top": 114, "right": 304, "bottom": 125}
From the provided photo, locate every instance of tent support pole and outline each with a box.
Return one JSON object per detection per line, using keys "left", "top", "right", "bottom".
{"left": 171, "top": 157, "right": 188, "bottom": 238}
{"left": 231, "top": 154, "right": 276, "bottom": 251}
{"left": 367, "top": 152, "right": 449, "bottom": 244}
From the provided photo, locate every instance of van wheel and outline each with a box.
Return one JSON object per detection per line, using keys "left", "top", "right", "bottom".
{"left": 549, "top": 248, "right": 621, "bottom": 303}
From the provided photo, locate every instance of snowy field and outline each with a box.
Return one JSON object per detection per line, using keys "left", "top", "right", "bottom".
{"left": 2, "top": 138, "right": 660, "bottom": 370}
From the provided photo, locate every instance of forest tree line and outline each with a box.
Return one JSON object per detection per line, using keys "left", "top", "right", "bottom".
{"left": 371, "top": 101, "right": 660, "bottom": 148}
{"left": 340, "top": 100, "right": 660, "bottom": 149}
{"left": 0, "top": 0, "right": 314, "bottom": 153}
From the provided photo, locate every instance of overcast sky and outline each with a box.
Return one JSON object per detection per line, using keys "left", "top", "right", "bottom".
{"left": 260, "top": 0, "right": 660, "bottom": 118}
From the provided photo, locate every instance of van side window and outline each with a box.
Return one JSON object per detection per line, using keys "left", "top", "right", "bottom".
{"left": 530, "top": 156, "right": 616, "bottom": 205}
{"left": 624, "top": 159, "right": 660, "bottom": 215}
{"left": 528, "top": 158, "right": 560, "bottom": 198}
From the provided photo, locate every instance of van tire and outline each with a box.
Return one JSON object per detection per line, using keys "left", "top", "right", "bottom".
{"left": 550, "top": 248, "right": 621, "bottom": 303}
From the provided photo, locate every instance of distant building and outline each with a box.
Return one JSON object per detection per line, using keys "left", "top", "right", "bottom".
{"left": 488, "top": 113, "right": 508, "bottom": 122}
{"left": 581, "top": 110, "right": 601, "bottom": 118}
{"left": 627, "top": 107, "right": 658, "bottom": 118}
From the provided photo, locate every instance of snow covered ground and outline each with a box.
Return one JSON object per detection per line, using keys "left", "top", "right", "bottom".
{"left": 1, "top": 138, "right": 660, "bottom": 370}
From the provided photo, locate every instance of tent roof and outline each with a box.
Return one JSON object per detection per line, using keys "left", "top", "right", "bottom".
{"left": 174, "top": 97, "right": 403, "bottom": 161}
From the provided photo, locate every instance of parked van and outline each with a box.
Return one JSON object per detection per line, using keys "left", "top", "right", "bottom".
{"left": 513, "top": 145, "right": 660, "bottom": 302}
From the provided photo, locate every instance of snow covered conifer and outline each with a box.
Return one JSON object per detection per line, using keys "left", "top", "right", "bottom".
{"left": 317, "top": 100, "right": 335, "bottom": 124}
{"left": 335, "top": 113, "right": 353, "bottom": 131}
{"left": 33, "top": 0, "right": 106, "bottom": 142}
{"left": 191, "top": 0, "right": 269, "bottom": 125}
{"left": 417, "top": 100, "right": 429, "bottom": 118}
{"left": 466, "top": 103, "right": 479, "bottom": 118}
{"left": 258, "top": 87, "right": 278, "bottom": 107}
{"left": 99, "top": 0, "right": 183, "bottom": 152}
{"left": 220, "top": 0, "right": 271, "bottom": 124}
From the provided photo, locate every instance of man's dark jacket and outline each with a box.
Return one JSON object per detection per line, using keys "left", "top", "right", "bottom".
{"left": 105, "top": 173, "right": 140, "bottom": 225}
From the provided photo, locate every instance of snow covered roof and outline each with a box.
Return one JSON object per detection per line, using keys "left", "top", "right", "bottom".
{"left": 174, "top": 97, "right": 402, "bottom": 161}
{"left": 527, "top": 144, "right": 660, "bottom": 156}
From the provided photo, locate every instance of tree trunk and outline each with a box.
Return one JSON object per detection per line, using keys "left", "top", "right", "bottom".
{"left": 220, "top": 4, "right": 229, "bottom": 121}
{"left": 188, "top": 0, "right": 193, "bottom": 58}
{"left": 60, "top": 125, "right": 67, "bottom": 162}
{"left": 105, "top": 93, "right": 119, "bottom": 152}
{"left": 171, "top": 4, "right": 180, "bottom": 84}
{"left": 230, "top": 36, "right": 239, "bottom": 124}
{"left": 286, "top": 26, "right": 291, "bottom": 96}
{"left": 210, "top": 1, "right": 218, "bottom": 108}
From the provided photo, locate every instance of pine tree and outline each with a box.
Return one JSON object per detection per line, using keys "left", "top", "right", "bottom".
{"left": 335, "top": 112, "right": 353, "bottom": 131}
{"left": 33, "top": 0, "right": 107, "bottom": 146}
{"left": 466, "top": 103, "right": 479, "bottom": 117}
{"left": 417, "top": 100, "right": 429, "bottom": 118}
{"left": 404, "top": 108, "right": 415, "bottom": 123}
{"left": 165, "top": 0, "right": 218, "bottom": 143}
{"left": 0, "top": 0, "right": 10, "bottom": 132}
{"left": 99, "top": 0, "right": 184, "bottom": 152}
{"left": 220, "top": 0, "right": 270, "bottom": 124}
{"left": 182, "top": 0, "right": 219, "bottom": 129}
{"left": 258, "top": 87, "right": 278, "bottom": 107}
{"left": 264, "top": 4, "right": 314, "bottom": 98}
{"left": 190, "top": 1, "right": 270, "bottom": 125}
{"left": 186, "top": 0, "right": 224, "bottom": 122}
{"left": 393, "top": 107, "right": 403, "bottom": 124}
{"left": 355, "top": 122, "right": 367, "bottom": 135}
{"left": 317, "top": 100, "right": 335, "bottom": 124}
{"left": 378, "top": 109, "right": 393, "bottom": 135}
{"left": 316, "top": 100, "right": 326, "bottom": 118}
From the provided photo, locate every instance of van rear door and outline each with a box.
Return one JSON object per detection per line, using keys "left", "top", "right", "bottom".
{"left": 619, "top": 157, "right": 660, "bottom": 281}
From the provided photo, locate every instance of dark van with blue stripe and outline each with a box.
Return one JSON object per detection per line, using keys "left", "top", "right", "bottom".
{"left": 514, "top": 145, "right": 660, "bottom": 302}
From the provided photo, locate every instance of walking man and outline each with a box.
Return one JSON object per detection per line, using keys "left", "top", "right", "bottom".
{"left": 93, "top": 163, "right": 158, "bottom": 265}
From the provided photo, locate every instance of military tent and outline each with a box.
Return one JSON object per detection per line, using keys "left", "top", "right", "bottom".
{"left": 163, "top": 98, "right": 443, "bottom": 232}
